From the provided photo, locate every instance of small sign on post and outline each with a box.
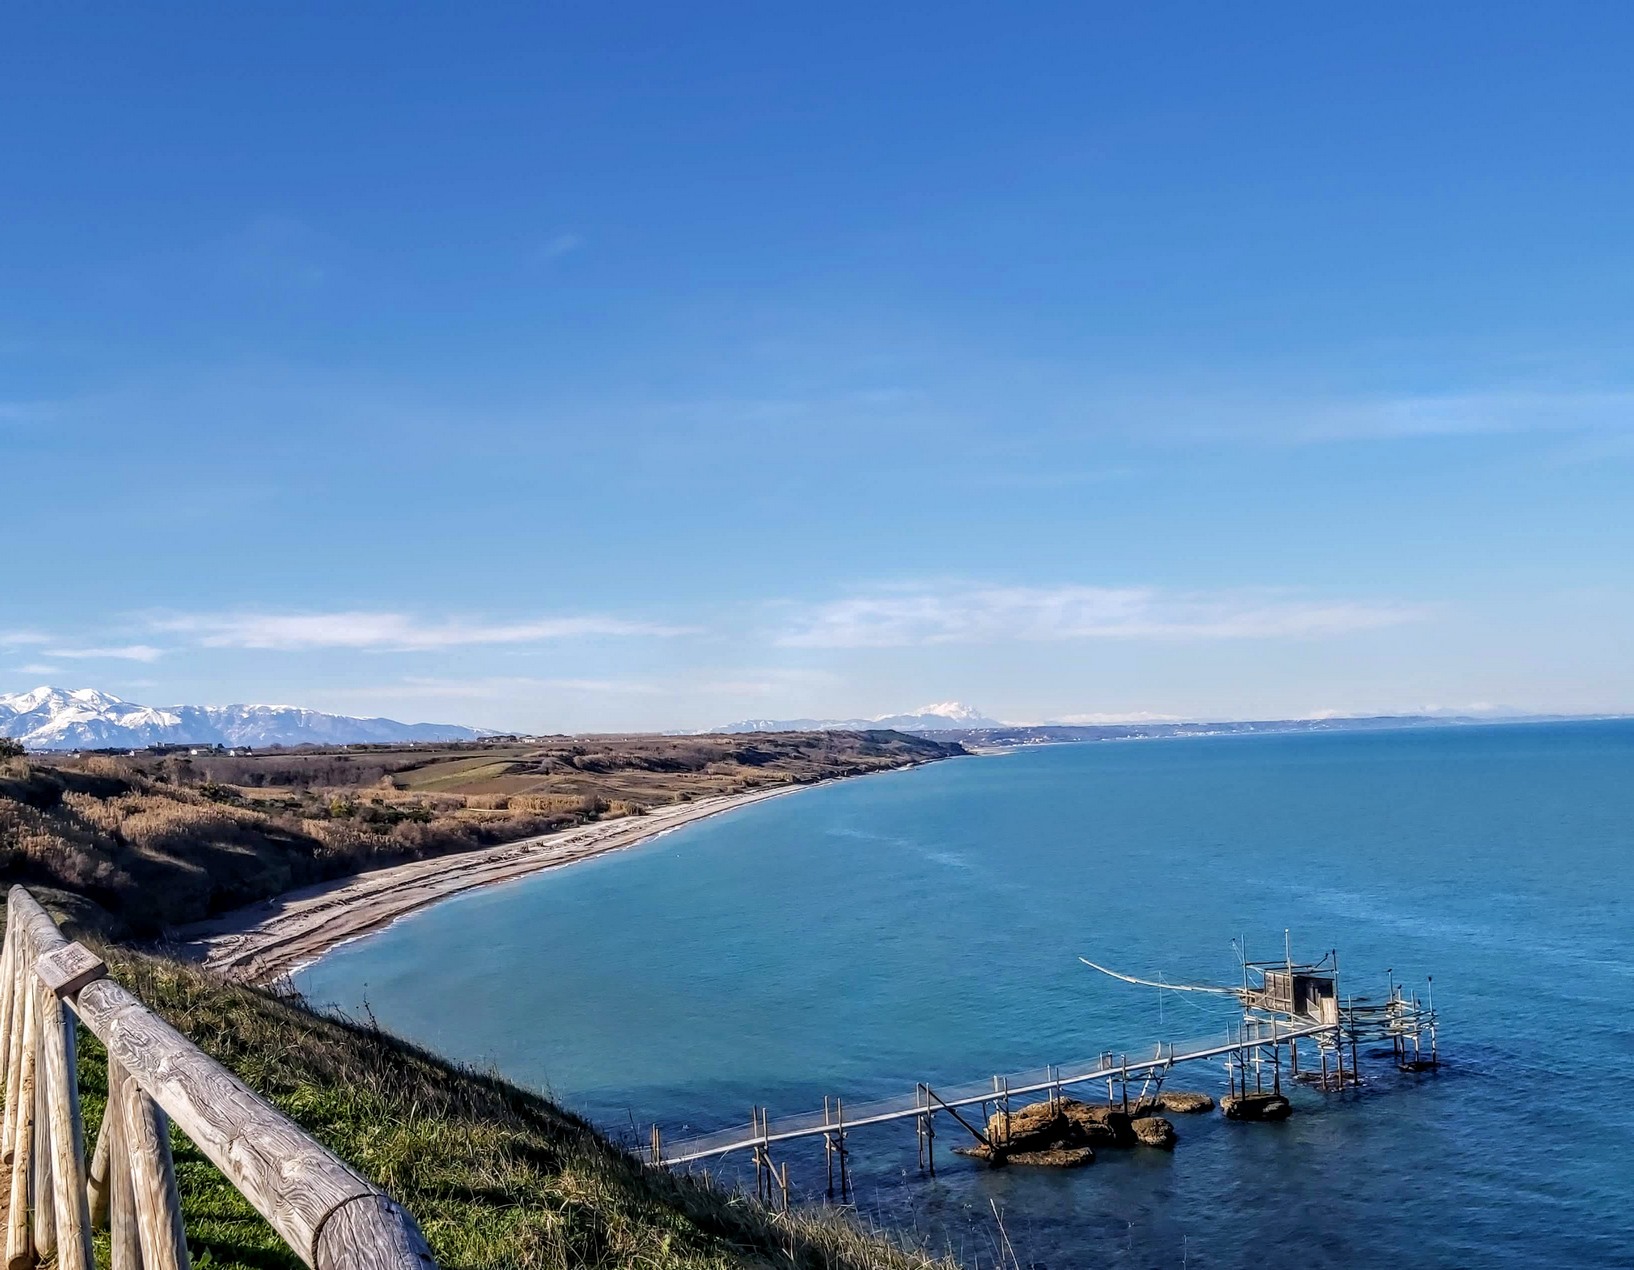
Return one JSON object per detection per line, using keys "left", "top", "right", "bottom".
{"left": 34, "top": 943, "right": 108, "bottom": 998}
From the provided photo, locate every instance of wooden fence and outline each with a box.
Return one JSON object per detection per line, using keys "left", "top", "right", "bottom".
{"left": 0, "top": 886, "right": 436, "bottom": 1270}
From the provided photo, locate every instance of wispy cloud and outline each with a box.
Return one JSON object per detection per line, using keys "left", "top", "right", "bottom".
{"left": 44, "top": 645, "right": 165, "bottom": 663}
{"left": 150, "top": 610, "right": 692, "bottom": 652}
{"left": 13, "top": 664, "right": 60, "bottom": 676}
{"left": 531, "top": 232, "right": 584, "bottom": 264}
{"left": 776, "top": 583, "right": 1425, "bottom": 648}
{"left": 0, "top": 631, "right": 51, "bottom": 647}
{"left": 1292, "top": 389, "right": 1634, "bottom": 442}
{"left": 1123, "top": 386, "right": 1634, "bottom": 444}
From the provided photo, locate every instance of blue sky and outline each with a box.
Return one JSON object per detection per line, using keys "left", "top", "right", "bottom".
{"left": 4, "top": 3, "right": 1632, "bottom": 730}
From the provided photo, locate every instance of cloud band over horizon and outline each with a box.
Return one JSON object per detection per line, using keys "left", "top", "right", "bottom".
{"left": 774, "top": 584, "right": 1425, "bottom": 648}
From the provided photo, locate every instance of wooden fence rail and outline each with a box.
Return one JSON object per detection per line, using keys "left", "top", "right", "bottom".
{"left": 0, "top": 886, "right": 436, "bottom": 1270}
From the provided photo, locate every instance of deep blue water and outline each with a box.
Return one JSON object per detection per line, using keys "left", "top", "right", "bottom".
{"left": 297, "top": 722, "right": 1634, "bottom": 1268}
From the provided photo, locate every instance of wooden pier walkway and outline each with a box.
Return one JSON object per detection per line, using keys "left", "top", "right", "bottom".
{"left": 656, "top": 1016, "right": 1339, "bottom": 1166}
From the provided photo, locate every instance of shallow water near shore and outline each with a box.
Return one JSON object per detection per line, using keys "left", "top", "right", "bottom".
{"left": 297, "top": 721, "right": 1634, "bottom": 1268}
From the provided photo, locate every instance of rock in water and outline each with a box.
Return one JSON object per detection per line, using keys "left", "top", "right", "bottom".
{"left": 1132, "top": 1116, "right": 1177, "bottom": 1148}
{"left": 1006, "top": 1146, "right": 1096, "bottom": 1168}
{"left": 1221, "top": 1092, "right": 1293, "bottom": 1121}
{"left": 1130, "top": 1090, "right": 1215, "bottom": 1115}
{"left": 1156, "top": 1090, "right": 1215, "bottom": 1114}
{"left": 953, "top": 1097, "right": 1184, "bottom": 1164}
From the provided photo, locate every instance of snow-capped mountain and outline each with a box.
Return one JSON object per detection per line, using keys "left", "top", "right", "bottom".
{"left": 0, "top": 686, "right": 484, "bottom": 751}
{"left": 711, "top": 701, "right": 1005, "bottom": 733}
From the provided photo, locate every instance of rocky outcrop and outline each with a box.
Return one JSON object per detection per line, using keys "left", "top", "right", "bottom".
{"left": 1003, "top": 1145, "right": 1097, "bottom": 1168}
{"left": 1221, "top": 1092, "right": 1292, "bottom": 1121}
{"left": 952, "top": 1097, "right": 1183, "bottom": 1166}
{"left": 1132, "top": 1116, "right": 1177, "bottom": 1148}
{"left": 1158, "top": 1090, "right": 1214, "bottom": 1114}
{"left": 1131, "top": 1090, "right": 1215, "bottom": 1115}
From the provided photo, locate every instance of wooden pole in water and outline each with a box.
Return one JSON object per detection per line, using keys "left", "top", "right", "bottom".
{"left": 762, "top": 1110, "right": 772, "bottom": 1204}
{"left": 836, "top": 1098, "right": 849, "bottom": 1202}
{"left": 751, "top": 1109, "right": 763, "bottom": 1202}
{"left": 915, "top": 1086, "right": 925, "bottom": 1173}
{"left": 824, "top": 1098, "right": 835, "bottom": 1199}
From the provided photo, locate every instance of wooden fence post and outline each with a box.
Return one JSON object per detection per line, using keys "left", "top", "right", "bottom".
{"left": 86, "top": 1097, "right": 114, "bottom": 1230}
{"left": 38, "top": 979, "right": 95, "bottom": 1270}
{"left": 0, "top": 922, "right": 14, "bottom": 1156}
{"left": 31, "top": 1032, "right": 54, "bottom": 1262}
{"left": 6, "top": 888, "right": 437, "bottom": 1270}
{"left": 2, "top": 925, "right": 24, "bottom": 1166}
{"left": 7, "top": 972, "right": 38, "bottom": 1270}
{"left": 122, "top": 1070, "right": 190, "bottom": 1270}
{"left": 107, "top": 1060, "right": 142, "bottom": 1270}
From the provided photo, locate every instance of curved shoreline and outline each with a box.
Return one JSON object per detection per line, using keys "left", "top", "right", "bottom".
{"left": 172, "top": 780, "right": 822, "bottom": 984}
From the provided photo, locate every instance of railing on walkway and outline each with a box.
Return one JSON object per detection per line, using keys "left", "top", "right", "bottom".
{"left": 657, "top": 1016, "right": 1340, "bottom": 1165}
{"left": 0, "top": 886, "right": 436, "bottom": 1270}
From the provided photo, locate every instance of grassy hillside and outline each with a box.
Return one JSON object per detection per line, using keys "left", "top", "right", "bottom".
{"left": 0, "top": 732, "right": 960, "bottom": 937}
{"left": 54, "top": 941, "right": 947, "bottom": 1270}
{"left": 1, "top": 734, "right": 966, "bottom": 1267}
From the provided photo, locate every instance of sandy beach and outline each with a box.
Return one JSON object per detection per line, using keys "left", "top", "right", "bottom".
{"left": 173, "top": 781, "right": 814, "bottom": 984}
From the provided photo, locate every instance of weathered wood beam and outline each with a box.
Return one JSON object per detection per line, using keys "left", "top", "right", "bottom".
{"left": 6, "top": 979, "right": 38, "bottom": 1270}
{"left": 122, "top": 1070, "right": 189, "bottom": 1270}
{"left": 87, "top": 1096, "right": 114, "bottom": 1231}
{"left": 5, "top": 886, "right": 433, "bottom": 1270}
{"left": 2, "top": 925, "right": 24, "bottom": 1166}
{"left": 39, "top": 984, "right": 95, "bottom": 1270}
{"left": 35, "top": 945, "right": 107, "bottom": 1000}
{"left": 108, "top": 1059, "right": 143, "bottom": 1270}
{"left": 75, "top": 974, "right": 387, "bottom": 1267}
{"left": 314, "top": 1196, "right": 436, "bottom": 1270}
{"left": 32, "top": 1033, "right": 54, "bottom": 1262}
{"left": 0, "top": 922, "right": 15, "bottom": 1158}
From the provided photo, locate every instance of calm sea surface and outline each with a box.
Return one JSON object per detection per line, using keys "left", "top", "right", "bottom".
{"left": 297, "top": 722, "right": 1634, "bottom": 1268}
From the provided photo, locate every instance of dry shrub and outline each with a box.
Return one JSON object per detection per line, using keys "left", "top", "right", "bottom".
{"left": 506, "top": 794, "right": 594, "bottom": 815}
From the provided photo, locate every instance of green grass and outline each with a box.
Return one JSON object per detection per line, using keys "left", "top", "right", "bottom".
{"left": 68, "top": 949, "right": 951, "bottom": 1270}
{"left": 395, "top": 759, "right": 524, "bottom": 791}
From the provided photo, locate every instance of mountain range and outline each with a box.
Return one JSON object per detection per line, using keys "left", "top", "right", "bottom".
{"left": 0, "top": 687, "right": 485, "bottom": 751}
{"left": 710, "top": 701, "right": 1005, "bottom": 733}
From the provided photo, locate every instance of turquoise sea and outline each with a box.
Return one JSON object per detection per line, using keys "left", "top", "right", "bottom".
{"left": 297, "top": 722, "right": 1634, "bottom": 1268}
